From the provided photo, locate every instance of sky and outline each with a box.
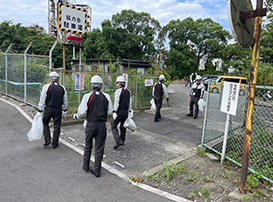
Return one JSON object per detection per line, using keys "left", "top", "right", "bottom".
{"left": 0, "top": 0, "right": 257, "bottom": 34}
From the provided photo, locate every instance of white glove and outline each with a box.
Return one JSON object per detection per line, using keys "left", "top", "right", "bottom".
{"left": 73, "top": 114, "right": 78, "bottom": 120}
{"left": 63, "top": 110, "right": 67, "bottom": 115}
{"left": 129, "top": 111, "right": 133, "bottom": 118}
{"left": 113, "top": 112, "right": 117, "bottom": 120}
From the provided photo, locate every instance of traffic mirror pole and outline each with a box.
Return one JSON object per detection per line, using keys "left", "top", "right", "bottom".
{"left": 240, "top": 0, "right": 265, "bottom": 194}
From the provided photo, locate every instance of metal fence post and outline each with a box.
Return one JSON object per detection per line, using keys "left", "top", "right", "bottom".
{"left": 79, "top": 43, "right": 82, "bottom": 105}
{"left": 135, "top": 74, "right": 138, "bottom": 110}
{"left": 49, "top": 40, "right": 58, "bottom": 72}
{"left": 24, "top": 42, "right": 32, "bottom": 103}
{"left": 5, "top": 44, "right": 13, "bottom": 94}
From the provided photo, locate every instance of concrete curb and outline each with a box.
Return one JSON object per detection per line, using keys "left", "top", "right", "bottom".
{"left": 1, "top": 97, "right": 191, "bottom": 202}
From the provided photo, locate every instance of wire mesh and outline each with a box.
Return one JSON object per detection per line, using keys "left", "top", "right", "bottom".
{"left": 26, "top": 55, "right": 49, "bottom": 105}
{"left": 202, "top": 82, "right": 273, "bottom": 182}
{"left": 6, "top": 54, "right": 24, "bottom": 100}
{"left": 0, "top": 53, "right": 156, "bottom": 116}
{"left": 59, "top": 70, "right": 156, "bottom": 115}
{"left": 0, "top": 54, "right": 5, "bottom": 92}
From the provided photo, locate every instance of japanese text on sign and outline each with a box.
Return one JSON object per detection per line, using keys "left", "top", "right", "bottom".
{"left": 220, "top": 82, "right": 240, "bottom": 116}
{"left": 75, "top": 73, "right": 84, "bottom": 91}
{"left": 58, "top": 4, "right": 87, "bottom": 34}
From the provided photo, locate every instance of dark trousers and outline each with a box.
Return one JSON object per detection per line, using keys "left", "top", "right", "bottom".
{"left": 42, "top": 106, "right": 62, "bottom": 146}
{"left": 111, "top": 110, "right": 128, "bottom": 145}
{"left": 189, "top": 96, "right": 200, "bottom": 116}
{"left": 185, "top": 80, "right": 192, "bottom": 87}
{"left": 83, "top": 122, "right": 106, "bottom": 174}
{"left": 154, "top": 97, "right": 162, "bottom": 121}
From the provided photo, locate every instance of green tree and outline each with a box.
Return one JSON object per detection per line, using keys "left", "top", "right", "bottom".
{"left": 265, "top": 0, "right": 273, "bottom": 12}
{"left": 221, "top": 44, "right": 252, "bottom": 74}
{"left": 260, "top": 14, "right": 273, "bottom": 63}
{"left": 165, "top": 44, "right": 197, "bottom": 79}
{"left": 160, "top": 17, "right": 231, "bottom": 75}
{"left": 111, "top": 9, "right": 161, "bottom": 60}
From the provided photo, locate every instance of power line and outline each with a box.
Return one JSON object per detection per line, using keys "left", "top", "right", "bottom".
{"left": 92, "top": 0, "right": 109, "bottom": 19}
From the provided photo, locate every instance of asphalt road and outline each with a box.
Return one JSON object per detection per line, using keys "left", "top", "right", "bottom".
{"left": 134, "top": 83, "right": 205, "bottom": 146}
{"left": 0, "top": 99, "right": 172, "bottom": 202}
{"left": 60, "top": 83, "right": 202, "bottom": 177}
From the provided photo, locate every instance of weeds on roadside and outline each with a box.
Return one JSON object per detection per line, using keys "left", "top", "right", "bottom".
{"left": 188, "top": 188, "right": 199, "bottom": 199}
{"left": 197, "top": 146, "right": 207, "bottom": 157}
{"left": 201, "top": 186, "right": 210, "bottom": 198}
{"left": 242, "top": 195, "right": 250, "bottom": 201}
{"left": 145, "top": 161, "right": 186, "bottom": 183}
{"left": 186, "top": 169, "right": 199, "bottom": 183}
{"left": 236, "top": 173, "right": 262, "bottom": 191}
{"left": 205, "top": 168, "right": 218, "bottom": 182}
{"left": 221, "top": 169, "right": 231, "bottom": 180}
{"left": 129, "top": 175, "right": 145, "bottom": 183}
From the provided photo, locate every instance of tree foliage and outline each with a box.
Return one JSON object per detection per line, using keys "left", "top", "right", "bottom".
{"left": 1, "top": 8, "right": 272, "bottom": 81}
{"left": 260, "top": 14, "right": 273, "bottom": 63}
{"left": 0, "top": 20, "right": 72, "bottom": 69}
{"left": 159, "top": 17, "right": 231, "bottom": 77}
{"left": 83, "top": 10, "right": 160, "bottom": 60}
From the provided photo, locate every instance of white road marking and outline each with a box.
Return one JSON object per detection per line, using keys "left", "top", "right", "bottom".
{"left": 1, "top": 97, "right": 191, "bottom": 202}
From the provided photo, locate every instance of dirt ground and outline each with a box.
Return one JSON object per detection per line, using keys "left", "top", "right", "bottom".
{"left": 141, "top": 151, "right": 273, "bottom": 201}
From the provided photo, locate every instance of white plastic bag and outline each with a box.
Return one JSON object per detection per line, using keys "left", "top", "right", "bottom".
{"left": 150, "top": 99, "right": 156, "bottom": 112}
{"left": 27, "top": 112, "right": 43, "bottom": 141}
{"left": 83, "top": 120, "right": 88, "bottom": 128}
{"left": 124, "top": 117, "right": 136, "bottom": 132}
{"left": 198, "top": 99, "right": 206, "bottom": 113}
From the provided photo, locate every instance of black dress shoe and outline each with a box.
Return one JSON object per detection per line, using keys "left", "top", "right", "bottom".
{"left": 52, "top": 143, "right": 59, "bottom": 149}
{"left": 43, "top": 142, "right": 51, "bottom": 147}
{"left": 120, "top": 142, "right": 124, "bottom": 146}
{"left": 193, "top": 115, "right": 197, "bottom": 119}
{"left": 113, "top": 144, "right": 120, "bottom": 150}
{"left": 82, "top": 166, "right": 89, "bottom": 172}
{"left": 154, "top": 119, "right": 160, "bottom": 122}
{"left": 187, "top": 114, "right": 193, "bottom": 117}
{"left": 90, "top": 169, "right": 100, "bottom": 178}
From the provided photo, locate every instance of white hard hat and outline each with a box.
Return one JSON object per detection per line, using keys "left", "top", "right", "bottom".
{"left": 90, "top": 75, "right": 103, "bottom": 84}
{"left": 196, "top": 75, "right": 202, "bottom": 80}
{"left": 159, "top": 74, "right": 165, "bottom": 81}
{"left": 49, "top": 72, "right": 59, "bottom": 79}
{"left": 116, "top": 76, "right": 126, "bottom": 83}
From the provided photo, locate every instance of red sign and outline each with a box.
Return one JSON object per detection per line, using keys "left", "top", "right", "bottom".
{"left": 67, "top": 35, "right": 82, "bottom": 42}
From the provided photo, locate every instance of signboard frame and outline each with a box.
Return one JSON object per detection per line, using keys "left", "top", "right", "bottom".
{"left": 58, "top": 3, "right": 87, "bottom": 35}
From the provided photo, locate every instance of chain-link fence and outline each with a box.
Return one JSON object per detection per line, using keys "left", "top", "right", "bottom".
{"left": 0, "top": 53, "right": 156, "bottom": 115}
{"left": 0, "top": 53, "right": 49, "bottom": 106}
{"left": 202, "top": 82, "right": 273, "bottom": 183}
{"left": 56, "top": 70, "right": 156, "bottom": 116}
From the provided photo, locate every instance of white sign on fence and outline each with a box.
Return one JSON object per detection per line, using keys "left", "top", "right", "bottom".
{"left": 145, "top": 79, "right": 153, "bottom": 86}
{"left": 220, "top": 81, "right": 240, "bottom": 116}
{"left": 75, "top": 72, "right": 84, "bottom": 91}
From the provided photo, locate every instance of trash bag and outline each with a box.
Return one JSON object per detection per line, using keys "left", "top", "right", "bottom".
{"left": 124, "top": 116, "right": 136, "bottom": 132}
{"left": 198, "top": 99, "right": 206, "bottom": 113}
{"left": 150, "top": 99, "right": 156, "bottom": 112}
{"left": 27, "top": 112, "right": 43, "bottom": 141}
